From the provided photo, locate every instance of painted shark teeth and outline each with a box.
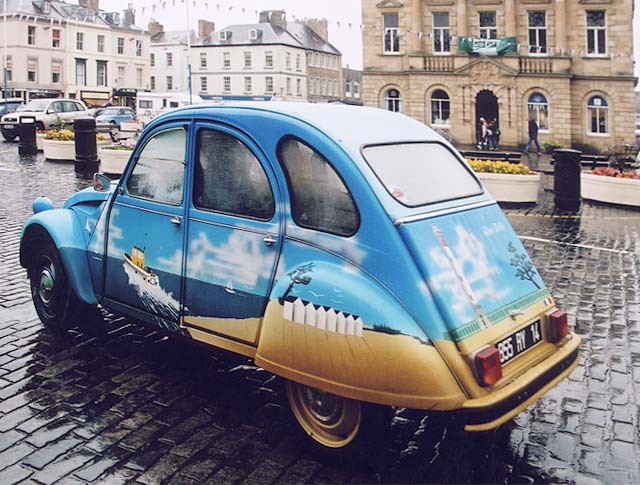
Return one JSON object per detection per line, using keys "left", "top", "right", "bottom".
{"left": 284, "top": 298, "right": 364, "bottom": 337}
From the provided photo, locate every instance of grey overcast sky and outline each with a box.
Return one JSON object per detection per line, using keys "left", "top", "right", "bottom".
{"left": 104, "top": 0, "right": 638, "bottom": 87}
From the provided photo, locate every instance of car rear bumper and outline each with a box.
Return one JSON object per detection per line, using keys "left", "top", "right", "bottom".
{"left": 1, "top": 125, "right": 18, "bottom": 138}
{"left": 461, "top": 334, "right": 580, "bottom": 431}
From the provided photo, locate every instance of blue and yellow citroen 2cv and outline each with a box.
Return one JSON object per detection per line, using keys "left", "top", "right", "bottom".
{"left": 20, "top": 103, "right": 580, "bottom": 450}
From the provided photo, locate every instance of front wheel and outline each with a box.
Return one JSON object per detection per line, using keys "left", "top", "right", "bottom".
{"left": 286, "top": 380, "right": 363, "bottom": 449}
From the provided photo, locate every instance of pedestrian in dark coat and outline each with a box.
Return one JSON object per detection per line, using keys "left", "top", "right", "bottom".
{"left": 525, "top": 118, "right": 541, "bottom": 153}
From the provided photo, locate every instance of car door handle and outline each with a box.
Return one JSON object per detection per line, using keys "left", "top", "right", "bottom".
{"left": 263, "top": 234, "right": 278, "bottom": 247}
{"left": 169, "top": 216, "right": 181, "bottom": 226}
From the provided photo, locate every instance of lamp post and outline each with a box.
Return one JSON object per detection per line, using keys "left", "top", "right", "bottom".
{"left": 3, "top": 0, "right": 8, "bottom": 112}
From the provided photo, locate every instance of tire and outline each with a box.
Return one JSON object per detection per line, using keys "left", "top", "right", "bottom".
{"left": 35, "top": 121, "right": 45, "bottom": 132}
{"left": 28, "top": 241, "right": 97, "bottom": 333}
{"left": 2, "top": 134, "right": 16, "bottom": 142}
{"left": 286, "top": 380, "right": 393, "bottom": 462}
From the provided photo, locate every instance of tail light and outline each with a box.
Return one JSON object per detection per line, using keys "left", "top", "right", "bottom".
{"left": 547, "top": 309, "right": 568, "bottom": 342}
{"left": 474, "top": 346, "right": 503, "bottom": 387}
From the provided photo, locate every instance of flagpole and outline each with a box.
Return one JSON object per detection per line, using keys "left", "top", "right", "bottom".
{"left": 185, "top": 0, "right": 192, "bottom": 104}
{"left": 3, "top": 0, "right": 8, "bottom": 111}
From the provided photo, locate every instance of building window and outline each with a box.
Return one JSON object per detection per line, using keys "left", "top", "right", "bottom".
{"left": 321, "top": 79, "right": 326, "bottom": 96}
{"left": 527, "top": 93, "right": 549, "bottom": 131}
{"left": 166, "top": 52, "right": 173, "bottom": 67}
{"left": 76, "top": 32, "right": 84, "bottom": 50}
{"left": 345, "top": 80, "right": 351, "bottom": 96}
{"left": 97, "top": 35, "right": 105, "bottom": 53}
{"left": 479, "top": 12, "right": 497, "bottom": 39}
{"left": 117, "top": 37, "right": 124, "bottom": 54}
{"left": 265, "top": 76, "right": 273, "bottom": 94}
{"left": 167, "top": 75, "right": 173, "bottom": 90}
{"left": 297, "top": 78, "right": 302, "bottom": 96}
{"left": 383, "top": 13, "right": 400, "bottom": 53}
{"left": 117, "top": 65, "right": 125, "bottom": 85}
{"left": 52, "top": 29, "right": 61, "bottom": 48}
{"left": 430, "top": 89, "right": 450, "bottom": 126}
{"left": 5, "top": 56, "right": 11, "bottom": 81}
{"left": 223, "top": 52, "right": 230, "bottom": 68}
{"left": 384, "top": 88, "right": 402, "bottom": 112}
{"left": 75, "top": 58, "right": 86, "bottom": 85}
{"left": 150, "top": 53, "right": 155, "bottom": 67}
{"left": 528, "top": 11, "right": 547, "bottom": 54}
{"left": 309, "top": 78, "right": 315, "bottom": 95}
{"left": 51, "top": 63, "right": 61, "bottom": 84}
{"left": 27, "top": 26, "right": 35, "bottom": 45}
{"left": 244, "top": 51, "right": 252, "bottom": 68}
{"left": 314, "top": 52, "right": 319, "bottom": 65}
{"left": 96, "top": 60, "right": 107, "bottom": 86}
{"left": 286, "top": 77, "right": 291, "bottom": 95}
{"left": 223, "top": 76, "right": 231, "bottom": 92}
{"left": 27, "top": 59, "right": 37, "bottom": 82}
{"left": 265, "top": 51, "right": 273, "bottom": 68}
{"left": 136, "top": 68, "right": 143, "bottom": 88}
{"left": 286, "top": 52, "right": 291, "bottom": 70}
{"left": 433, "top": 12, "right": 450, "bottom": 54}
{"left": 354, "top": 82, "right": 360, "bottom": 98}
{"left": 200, "top": 76, "right": 207, "bottom": 92}
{"left": 136, "top": 40, "right": 142, "bottom": 56}
{"left": 200, "top": 52, "right": 207, "bottom": 69}
{"left": 296, "top": 54, "right": 301, "bottom": 71}
{"left": 244, "top": 76, "right": 252, "bottom": 93}
{"left": 586, "top": 10, "right": 606, "bottom": 55}
{"left": 150, "top": 76, "right": 155, "bottom": 90}
{"left": 587, "top": 95, "right": 608, "bottom": 134}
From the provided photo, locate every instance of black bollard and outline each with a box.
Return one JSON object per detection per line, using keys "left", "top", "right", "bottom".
{"left": 553, "top": 148, "right": 582, "bottom": 211}
{"left": 74, "top": 117, "right": 99, "bottom": 175}
{"left": 18, "top": 116, "right": 37, "bottom": 155}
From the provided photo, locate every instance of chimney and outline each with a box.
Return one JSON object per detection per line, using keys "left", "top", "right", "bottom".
{"left": 260, "top": 10, "right": 286, "bottom": 30}
{"left": 306, "top": 18, "right": 329, "bottom": 43}
{"left": 123, "top": 3, "right": 135, "bottom": 26}
{"left": 198, "top": 19, "right": 215, "bottom": 39}
{"left": 78, "top": 0, "right": 99, "bottom": 13}
{"left": 148, "top": 19, "right": 164, "bottom": 35}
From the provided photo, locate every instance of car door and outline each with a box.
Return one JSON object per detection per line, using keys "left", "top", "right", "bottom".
{"left": 104, "top": 123, "right": 189, "bottom": 332}
{"left": 181, "top": 123, "right": 282, "bottom": 345}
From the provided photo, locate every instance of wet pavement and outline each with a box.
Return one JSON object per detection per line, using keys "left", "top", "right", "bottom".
{"left": 0, "top": 142, "right": 638, "bottom": 484}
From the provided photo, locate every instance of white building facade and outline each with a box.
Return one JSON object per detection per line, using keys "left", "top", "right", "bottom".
{"left": 148, "top": 29, "right": 192, "bottom": 94}
{"left": 0, "top": 0, "right": 150, "bottom": 106}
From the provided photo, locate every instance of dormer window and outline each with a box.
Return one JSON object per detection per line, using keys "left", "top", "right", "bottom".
{"left": 249, "top": 29, "right": 259, "bottom": 40}
{"left": 218, "top": 31, "right": 229, "bottom": 41}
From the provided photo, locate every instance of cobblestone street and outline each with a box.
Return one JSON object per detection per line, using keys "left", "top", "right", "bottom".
{"left": 0, "top": 142, "right": 638, "bottom": 484}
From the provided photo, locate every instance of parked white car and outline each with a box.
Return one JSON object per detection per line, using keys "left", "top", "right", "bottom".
{"left": 1, "top": 99, "right": 89, "bottom": 141}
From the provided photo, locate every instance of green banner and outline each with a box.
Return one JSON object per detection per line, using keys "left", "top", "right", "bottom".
{"left": 457, "top": 36, "right": 517, "bottom": 56}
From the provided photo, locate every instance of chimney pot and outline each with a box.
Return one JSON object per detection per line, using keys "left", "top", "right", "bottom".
{"left": 198, "top": 19, "right": 215, "bottom": 39}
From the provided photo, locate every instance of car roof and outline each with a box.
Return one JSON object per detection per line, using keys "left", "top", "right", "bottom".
{"left": 152, "top": 102, "right": 441, "bottom": 148}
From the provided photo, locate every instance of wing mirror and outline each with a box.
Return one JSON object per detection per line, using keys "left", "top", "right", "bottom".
{"left": 93, "top": 173, "right": 111, "bottom": 192}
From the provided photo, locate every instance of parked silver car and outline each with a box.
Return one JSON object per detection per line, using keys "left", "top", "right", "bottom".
{"left": 1, "top": 98, "right": 88, "bottom": 141}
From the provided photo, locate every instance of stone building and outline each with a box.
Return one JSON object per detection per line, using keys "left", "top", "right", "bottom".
{"left": 362, "top": 0, "right": 637, "bottom": 151}
{"left": 0, "top": 0, "right": 150, "bottom": 107}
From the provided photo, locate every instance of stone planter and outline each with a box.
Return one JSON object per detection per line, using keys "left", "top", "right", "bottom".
{"left": 43, "top": 139, "right": 111, "bottom": 161}
{"left": 477, "top": 172, "right": 541, "bottom": 203}
{"left": 99, "top": 147, "right": 132, "bottom": 175}
{"left": 581, "top": 172, "right": 640, "bottom": 207}
{"left": 36, "top": 132, "right": 45, "bottom": 151}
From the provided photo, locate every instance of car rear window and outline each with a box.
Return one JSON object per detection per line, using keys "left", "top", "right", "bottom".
{"left": 361, "top": 142, "right": 482, "bottom": 207}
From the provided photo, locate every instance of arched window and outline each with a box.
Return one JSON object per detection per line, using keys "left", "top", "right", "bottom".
{"left": 430, "top": 89, "right": 450, "bottom": 126}
{"left": 527, "top": 93, "right": 549, "bottom": 131}
{"left": 587, "top": 95, "right": 608, "bottom": 134}
{"left": 384, "top": 88, "right": 401, "bottom": 112}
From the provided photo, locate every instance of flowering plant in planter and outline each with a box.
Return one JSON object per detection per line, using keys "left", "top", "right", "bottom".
{"left": 589, "top": 167, "right": 640, "bottom": 179}
{"left": 600, "top": 142, "right": 639, "bottom": 174}
{"left": 44, "top": 129, "right": 109, "bottom": 142}
{"left": 542, "top": 140, "right": 563, "bottom": 154}
{"left": 102, "top": 138, "right": 135, "bottom": 151}
{"left": 467, "top": 158, "right": 535, "bottom": 175}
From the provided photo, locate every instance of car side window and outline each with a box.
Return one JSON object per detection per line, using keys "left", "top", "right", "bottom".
{"left": 62, "top": 101, "right": 75, "bottom": 112}
{"left": 50, "top": 102, "right": 64, "bottom": 113}
{"left": 279, "top": 138, "right": 359, "bottom": 236}
{"left": 126, "top": 128, "right": 186, "bottom": 206}
{"left": 74, "top": 102, "right": 85, "bottom": 112}
{"left": 194, "top": 129, "right": 275, "bottom": 220}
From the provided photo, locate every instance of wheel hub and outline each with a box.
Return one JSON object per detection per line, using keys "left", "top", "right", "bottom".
{"left": 38, "top": 268, "right": 54, "bottom": 305}
{"left": 303, "top": 387, "right": 341, "bottom": 425}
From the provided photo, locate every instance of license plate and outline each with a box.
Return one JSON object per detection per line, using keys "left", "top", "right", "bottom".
{"left": 496, "top": 319, "right": 543, "bottom": 365}
{"left": 3, "top": 124, "right": 14, "bottom": 129}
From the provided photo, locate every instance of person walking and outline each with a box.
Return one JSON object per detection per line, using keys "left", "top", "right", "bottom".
{"left": 525, "top": 117, "right": 541, "bottom": 153}
{"left": 478, "top": 117, "right": 489, "bottom": 149}
{"left": 488, "top": 118, "right": 500, "bottom": 150}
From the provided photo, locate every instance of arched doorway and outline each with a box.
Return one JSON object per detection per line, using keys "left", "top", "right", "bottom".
{"left": 476, "top": 90, "right": 499, "bottom": 144}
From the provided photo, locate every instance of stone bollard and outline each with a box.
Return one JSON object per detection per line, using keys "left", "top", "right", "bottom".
{"left": 74, "top": 117, "right": 99, "bottom": 175}
{"left": 18, "top": 116, "right": 38, "bottom": 155}
{"left": 553, "top": 148, "right": 582, "bottom": 211}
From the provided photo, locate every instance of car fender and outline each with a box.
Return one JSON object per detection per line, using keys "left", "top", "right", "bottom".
{"left": 255, "top": 261, "right": 466, "bottom": 410}
{"left": 20, "top": 209, "right": 98, "bottom": 305}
